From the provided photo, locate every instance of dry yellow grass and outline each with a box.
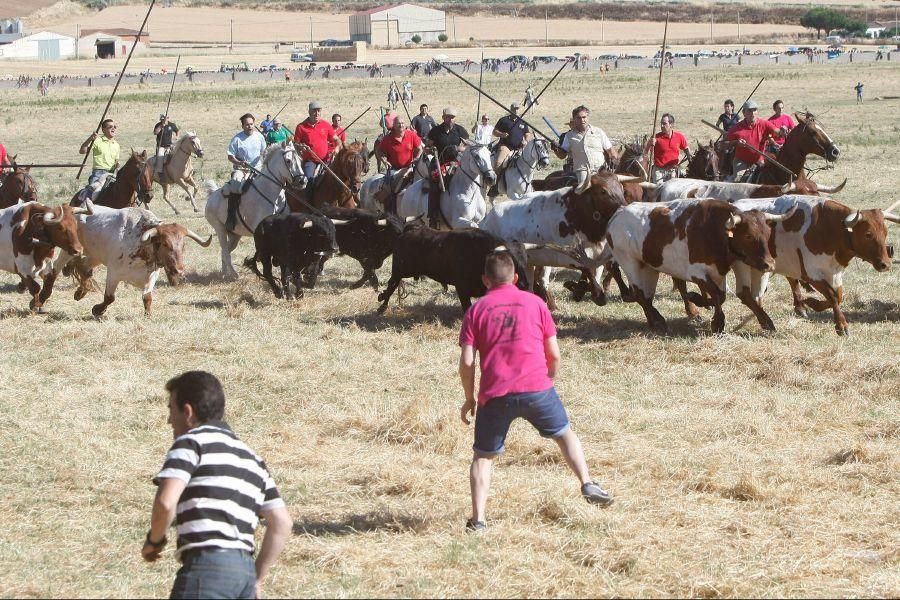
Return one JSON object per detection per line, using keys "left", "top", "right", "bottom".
{"left": 0, "top": 58, "right": 897, "bottom": 597}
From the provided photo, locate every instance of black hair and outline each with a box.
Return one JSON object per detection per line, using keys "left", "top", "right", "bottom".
{"left": 724, "top": 99, "right": 734, "bottom": 107}
{"left": 420, "top": 104, "right": 428, "bottom": 110}
{"left": 661, "top": 113, "right": 675, "bottom": 124}
{"left": 239, "top": 113, "right": 255, "bottom": 124}
{"left": 332, "top": 113, "right": 342, "bottom": 121}
{"left": 165, "top": 371, "right": 225, "bottom": 422}
{"left": 572, "top": 105, "right": 590, "bottom": 118}
{"left": 773, "top": 99, "right": 783, "bottom": 110}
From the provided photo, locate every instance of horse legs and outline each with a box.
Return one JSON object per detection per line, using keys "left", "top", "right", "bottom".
{"left": 160, "top": 182, "right": 180, "bottom": 215}
{"left": 182, "top": 175, "right": 200, "bottom": 212}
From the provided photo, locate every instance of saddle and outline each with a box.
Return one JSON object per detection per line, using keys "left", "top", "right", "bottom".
{"left": 490, "top": 148, "right": 522, "bottom": 198}
{"left": 80, "top": 173, "right": 116, "bottom": 203}
{"left": 426, "top": 161, "right": 456, "bottom": 228}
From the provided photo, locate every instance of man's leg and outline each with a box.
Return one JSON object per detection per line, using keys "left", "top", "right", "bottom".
{"left": 470, "top": 456, "right": 493, "bottom": 524}
{"left": 155, "top": 147, "right": 166, "bottom": 178}
{"left": 469, "top": 397, "right": 512, "bottom": 528}
{"left": 553, "top": 429, "right": 591, "bottom": 484}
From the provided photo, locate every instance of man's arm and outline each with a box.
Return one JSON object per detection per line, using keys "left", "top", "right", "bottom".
{"left": 141, "top": 477, "right": 187, "bottom": 562}
{"left": 254, "top": 505, "right": 292, "bottom": 597}
{"left": 79, "top": 133, "right": 97, "bottom": 155}
{"left": 544, "top": 335, "right": 561, "bottom": 379}
{"left": 459, "top": 344, "right": 477, "bottom": 424}
{"left": 227, "top": 153, "right": 246, "bottom": 168}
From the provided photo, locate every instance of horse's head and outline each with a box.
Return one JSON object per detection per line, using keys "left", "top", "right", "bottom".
{"left": 688, "top": 140, "right": 720, "bottom": 181}
{"left": 269, "top": 141, "right": 307, "bottom": 189}
{"left": 617, "top": 140, "right": 649, "bottom": 179}
{"left": 792, "top": 112, "right": 841, "bottom": 163}
{"left": 336, "top": 140, "right": 369, "bottom": 197}
{"left": 530, "top": 138, "right": 551, "bottom": 169}
{"left": 3, "top": 167, "right": 38, "bottom": 204}
{"left": 128, "top": 149, "right": 154, "bottom": 204}
{"left": 185, "top": 131, "right": 204, "bottom": 158}
{"left": 462, "top": 141, "right": 496, "bottom": 185}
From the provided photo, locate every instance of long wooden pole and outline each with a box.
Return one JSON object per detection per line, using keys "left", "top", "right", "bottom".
{"left": 519, "top": 58, "right": 571, "bottom": 120}
{"left": 474, "top": 51, "right": 484, "bottom": 128}
{"left": 77, "top": 0, "right": 157, "bottom": 179}
{"left": 340, "top": 106, "right": 372, "bottom": 135}
{"left": 155, "top": 54, "right": 180, "bottom": 162}
{"left": 648, "top": 13, "right": 669, "bottom": 170}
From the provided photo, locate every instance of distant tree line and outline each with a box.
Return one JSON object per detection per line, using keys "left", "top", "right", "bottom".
{"left": 799, "top": 8, "right": 867, "bottom": 38}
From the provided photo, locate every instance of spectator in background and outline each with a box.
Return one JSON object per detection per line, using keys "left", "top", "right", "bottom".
{"left": 767, "top": 100, "right": 794, "bottom": 151}
{"left": 716, "top": 99, "right": 740, "bottom": 133}
{"left": 472, "top": 114, "right": 493, "bottom": 145}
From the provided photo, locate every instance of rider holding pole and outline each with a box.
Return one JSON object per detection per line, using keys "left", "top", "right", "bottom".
{"left": 294, "top": 101, "right": 342, "bottom": 183}
{"left": 722, "top": 100, "right": 786, "bottom": 182}
{"left": 551, "top": 106, "right": 614, "bottom": 194}
{"left": 377, "top": 115, "right": 423, "bottom": 211}
{"left": 225, "top": 113, "right": 266, "bottom": 231}
{"left": 79, "top": 118, "right": 120, "bottom": 195}
{"left": 644, "top": 113, "right": 690, "bottom": 184}
{"left": 153, "top": 114, "right": 179, "bottom": 179}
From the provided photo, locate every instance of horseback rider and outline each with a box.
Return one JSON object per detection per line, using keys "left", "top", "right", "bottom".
{"left": 551, "top": 105, "right": 614, "bottom": 193}
{"left": 492, "top": 102, "right": 531, "bottom": 172}
{"left": 294, "top": 101, "right": 343, "bottom": 185}
{"left": 265, "top": 118, "right": 292, "bottom": 145}
{"left": 523, "top": 85, "right": 538, "bottom": 109}
{"left": 224, "top": 113, "right": 266, "bottom": 231}
{"left": 79, "top": 118, "right": 120, "bottom": 198}
{"left": 425, "top": 107, "right": 469, "bottom": 227}
{"left": 644, "top": 113, "right": 690, "bottom": 184}
{"left": 153, "top": 114, "right": 179, "bottom": 179}
{"left": 377, "top": 116, "right": 423, "bottom": 213}
{"left": 722, "top": 100, "right": 786, "bottom": 182}
{"left": 715, "top": 99, "right": 740, "bottom": 133}
{"left": 0, "top": 141, "right": 11, "bottom": 171}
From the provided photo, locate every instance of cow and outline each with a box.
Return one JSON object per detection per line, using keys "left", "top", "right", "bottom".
{"left": 603, "top": 198, "right": 795, "bottom": 333}
{"left": 39, "top": 205, "right": 212, "bottom": 316}
{"left": 317, "top": 207, "right": 406, "bottom": 291}
{"left": 730, "top": 195, "right": 899, "bottom": 335}
{"left": 479, "top": 171, "right": 635, "bottom": 309}
{"left": 376, "top": 223, "right": 531, "bottom": 313}
{"left": 244, "top": 212, "right": 339, "bottom": 300}
{"left": 0, "top": 200, "right": 88, "bottom": 312}
{"left": 641, "top": 177, "right": 845, "bottom": 204}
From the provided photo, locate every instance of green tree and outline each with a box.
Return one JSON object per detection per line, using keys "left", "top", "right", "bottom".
{"left": 411, "top": 34, "right": 422, "bottom": 44}
{"left": 843, "top": 18, "right": 867, "bottom": 36}
{"left": 800, "top": 8, "right": 846, "bottom": 38}
{"left": 438, "top": 33, "right": 448, "bottom": 42}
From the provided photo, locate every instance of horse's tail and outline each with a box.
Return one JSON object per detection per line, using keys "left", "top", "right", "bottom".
{"left": 203, "top": 180, "right": 219, "bottom": 197}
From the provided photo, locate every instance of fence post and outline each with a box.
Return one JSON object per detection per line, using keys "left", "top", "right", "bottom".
{"left": 88, "top": 77, "right": 92, "bottom": 87}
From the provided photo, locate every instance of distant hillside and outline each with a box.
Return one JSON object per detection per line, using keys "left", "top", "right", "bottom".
{"left": 0, "top": 0, "right": 61, "bottom": 19}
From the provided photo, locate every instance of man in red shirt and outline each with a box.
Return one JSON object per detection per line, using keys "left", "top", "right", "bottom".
{"left": 458, "top": 252, "right": 613, "bottom": 532}
{"left": 767, "top": 99, "right": 794, "bottom": 150}
{"left": 0, "top": 142, "right": 11, "bottom": 171}
{"left": 724, "top": 99, "right": 786, "bottom": 181}
{"left": 294, "top": 101, "right": 342, "bottom": 181}
{"left": 644, "top": 113, "right": 690, "bottom": 183}
{"left": 376, "top": 117, "right": 422, "bottom": 210}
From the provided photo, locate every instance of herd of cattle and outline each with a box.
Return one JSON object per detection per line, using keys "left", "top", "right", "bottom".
{"left": 0, "top": 142, "right": 898, "bottom": 337}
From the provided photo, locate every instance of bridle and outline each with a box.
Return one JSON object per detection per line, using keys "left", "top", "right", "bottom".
{"left": 135, "top": 159, "right": 153, "bottom": 204}
{"left": 3, "top": 170, "right": 38, "bottom": 203}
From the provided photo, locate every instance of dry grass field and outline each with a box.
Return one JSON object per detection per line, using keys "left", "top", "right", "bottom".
{"left": 0, "top": 58, "right": 898, "bottom": 597}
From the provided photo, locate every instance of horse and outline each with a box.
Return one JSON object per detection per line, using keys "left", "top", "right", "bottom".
{"left": 0, "top": 164, "right": 38, "bottom": 209}
{"left": 358, "top": 154, "right": 430, "bottom": 211}
{"left": 204, "top": 141, "right": 307, "bottom": 279}
{"left": 756, "top": 112, "right": 840, "bottom": 187}
{"left": 71, "top": 150, "right": 154, "bottom": 209}
{"left": 393, "top": 142, "right": 496, "bottom": 229}
{"left": 147, "top": 132, "right": 205, "bottom": 215}
{"left": 494, "top": 137, "right": 551, "bottom": 200}
{"left": 685, "top": 140, "right": 721, "bottom": 181}
{"left": 304, "top": 141, "right": 368, "bottom": 210}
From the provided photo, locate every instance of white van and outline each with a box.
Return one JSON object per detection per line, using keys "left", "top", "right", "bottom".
{"left": 290, "top": 52, "right": 313, "bottom": 62}
{"left": 824, "top": 35, "right": 843, "bottom": 44}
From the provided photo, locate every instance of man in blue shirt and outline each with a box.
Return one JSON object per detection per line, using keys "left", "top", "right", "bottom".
{"left": 225, "top": 113, "right": 266, "bottom": 231}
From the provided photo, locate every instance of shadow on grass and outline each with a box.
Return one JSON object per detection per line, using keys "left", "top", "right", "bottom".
{"left": 292, "top": 510, "right": 428, "bottom": 537}
{"left": 328, "top": 301, "right": 464, "bottom": 331}
{"left": 0, "top": 282, "right": 22, "bottom": 294}
{"left": 554, "top": 312, "right": 707, "bottom": 342}
{"left": 808, "top": 299, "right": 900, "bottom": 326}
{"left": 184, "top": 270, "right": 234, "bottom": 287}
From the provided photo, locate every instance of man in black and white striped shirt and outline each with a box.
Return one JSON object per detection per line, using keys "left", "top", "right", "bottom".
{"left": 142, "top": 371, "right": 293, "bottom": 599}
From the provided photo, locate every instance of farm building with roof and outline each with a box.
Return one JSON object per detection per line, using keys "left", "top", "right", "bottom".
{"left": 349, "top": 3, "right": 445, "bottom": 47}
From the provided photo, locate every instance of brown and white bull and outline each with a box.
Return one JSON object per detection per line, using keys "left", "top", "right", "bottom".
{"left": 0, "top": 200, "right": 88, "bottom": 311}
{"left": 603, "top": 198, "right": 795, "bottom": 333}
{"left": 642, "top": 177, "right": 845, "bottom": 204}
{"left": 40, "top": 205, "right": 211, "bottom": 316}
{"left": 731, "top": 195, "right": 899, "bottom": 335}
{"left": 479, "top": 171, "right": 638, "bottom": 308}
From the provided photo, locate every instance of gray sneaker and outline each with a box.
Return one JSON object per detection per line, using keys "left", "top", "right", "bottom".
{"left": 465, "top": 518, "right": 486, "bottom": 532}
{"left": 581, "top": 481, "right": 614, "bottom": 506}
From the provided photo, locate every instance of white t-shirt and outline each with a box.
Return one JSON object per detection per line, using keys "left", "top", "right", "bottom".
{"left": 474, "top": 123, "right": 493, "bottom": 145}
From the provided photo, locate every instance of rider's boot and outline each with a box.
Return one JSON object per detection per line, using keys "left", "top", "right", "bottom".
{"left": 225, "top": 193, "right": 240, "bottom": 231}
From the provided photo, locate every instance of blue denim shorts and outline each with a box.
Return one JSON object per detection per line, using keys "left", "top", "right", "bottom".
{"left": 473, "top": 387, "right": 570, "bottom": 457}
{"left": 170, "top": 548, "right": 255, "bottom": 599}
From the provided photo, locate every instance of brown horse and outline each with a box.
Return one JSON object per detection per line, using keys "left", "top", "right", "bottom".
{"left": 755, "top": 112, "right": 840, "bottom": 188}
{"left": 70, "top": 150, "right": 154, "bottom": 209}
{"left": 307, "top": 141, "right": 369, "bottom": 209}
{"left": 686, "top": 140, "right": 721, "bottom": 181}
{"left": 0, "top": 165, "right": 39, "bottom": 208}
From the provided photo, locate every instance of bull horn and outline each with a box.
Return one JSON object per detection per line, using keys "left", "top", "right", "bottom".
{"left": 521, "top": 243, "right": 539, "bottom": 250}
{"left": 300, "top": 221, "right": 314, "bottom": 229}
{"left": 780, "top": 182, "right": 795, "bottom": 194}
{"left": 725, "top": 213, "right": 742, "bottom": 230}
{"left": 494, "top": 245, "right": 507, "bottom": 252}
{"left": 636, "top": 161, "right": 650, "bottom": 181}
{"left": 73, "top": 197, "right": 95, "bottom": 216}
{"left": 882, "top": 211, "right": 900, "bottom": 224}
{"left": 405, "top": 216, "right": 417, "bottom": 222}
{"left": 885, "top": 199, "right": 900, "bottom": 214}
{"left": 843, "top": 211, "right": 861, "bottom": 230}
{"left": 763, "top": 204, "right": 798, "bottom": 223}
{"left": 13, "top": 220, "right": 26, "bottom": 233}
{"left": 616, "top": 174, "right": 642, "bottom": 183}
{"left": 639, "top": 182, "right": 657, "bottom": 190}
{"left": 817, "top": 178, "right": 847, "bottom": 194}
{"left": 185, "top": 229, "right": 213, "bottom": 247}
{"left": 43, "top": 209, "right": 62, "bottom": 225}
{"left": 376, "top": 219, "right": 388, "bottom": 226}
{"left": 330, "top": 219, "right": 349, "bottom": 225}
{"left": 141, "top": 227, "right": 159, "bottom": 242}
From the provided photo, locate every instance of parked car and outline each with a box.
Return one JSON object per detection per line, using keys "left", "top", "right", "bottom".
{"left": 290, "top": 52, "right": 313, "bottom": 62}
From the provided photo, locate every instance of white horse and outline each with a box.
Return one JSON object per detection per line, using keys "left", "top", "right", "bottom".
{"left": 496, "top": 137, "right": 551, "bottom": 200}
{"left": 358, "top": 155, "right": 430, "bottom": 211}
{"left": 147, "top": 132, "right": 204, "bottom": 215}
{"left": 204, "top": 141, "right": 306, "bottom": 278}
{"left": 394, "top": 143, "right": 496, "bottom": 229}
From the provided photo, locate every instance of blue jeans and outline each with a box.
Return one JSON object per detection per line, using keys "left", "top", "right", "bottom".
{"left": 88, "top": 168, "right": 111, "bottom": 186}
{"left": 302, "top": 160, "right": 318, "bottom": 180}
{"left": 170, "top": 549, "right": 256, "bottom": 599}
{"left": 473, "top": 387, "right": 570, "bottom": 457}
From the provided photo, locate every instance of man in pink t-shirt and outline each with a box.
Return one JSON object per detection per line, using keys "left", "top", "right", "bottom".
{"left": 767, "top": 99, "right": 795, "bottom": 148}
{"left": 458, "top": 252, "right": 613, "bottom": 532}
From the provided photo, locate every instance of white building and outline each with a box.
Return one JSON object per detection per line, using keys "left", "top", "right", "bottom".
{"left": 350, "top": 3, "right": 446, "bottom": 47}
{"left": 0, "top": 31, "right": 75, "bottom": 60}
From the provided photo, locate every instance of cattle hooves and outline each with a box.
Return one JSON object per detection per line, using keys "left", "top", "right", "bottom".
{"left": 794, "top": 306, "right": 809, "bottom": 319}
{"left": 591, "top": 293, "right": 608, "bottom": 307}
{"left": 16, "top": 281, "right": 27, "bottom": 294}
{"left": 74, "top": 288, "right": 87, "bottom": 301}
{"left": 91, "top": 306, "right": 106, "bottom": 318}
